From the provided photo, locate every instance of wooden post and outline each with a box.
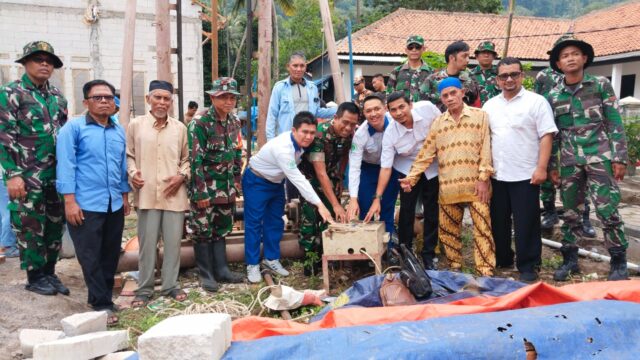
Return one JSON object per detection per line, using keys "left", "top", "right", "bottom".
{"left": 211, "top": 0, "right": 219, "bottom": 80}
{"left": 119, "top": 0, "right": 137, "bottom": 131}
{"left": 256, "top": 0, "right": 272, "bottom": 147}
{"left": 318, "top": 0, "right": 345, "bottom": 104}
{"left": 155, "top": 0, "right": 171, "bottom": 82}
{"left": 503, "top": 0, "right": 515, "bottom": 58}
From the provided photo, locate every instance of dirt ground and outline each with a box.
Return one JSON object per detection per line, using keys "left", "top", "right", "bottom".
{"left": 1, "top": 187, "right": 639, "bottom": 358}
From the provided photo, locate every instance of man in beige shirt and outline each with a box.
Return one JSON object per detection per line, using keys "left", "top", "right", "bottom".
{"left": 126, "top": 80, "right": 190, "bottom": 306}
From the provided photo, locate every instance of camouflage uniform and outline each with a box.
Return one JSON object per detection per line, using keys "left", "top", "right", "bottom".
{"left": 187, "top": 105, "right": 242, "bottom": 243}
{"left": 471, "top": 64, "right": 499, "bottom": 106}
{"left": 471, "top": 41, "right": 500, "bottom": 106}
{"left": 386, "top": 62, "right": 434, "bottom": 103}
{"left": 0, "top": 47, "right": 67, "bottom": 271}
{"left": 424, "top": 69, "right": 481, "bottom": 112}
{"left": 354, "top": 87, "right": 373, "bottom": 124}
{"left": 535, "top": 67, "right": 564, "bottom": 205}
{"left": 298, "top": 122, "right": 352, "bottom": 251}
{"left": 547, "top": 73, "right": 628, "bottom": 249}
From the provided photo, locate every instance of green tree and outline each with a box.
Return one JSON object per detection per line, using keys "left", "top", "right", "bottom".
{"left": 372, "top": 0, "right": 502, "bottom": 14}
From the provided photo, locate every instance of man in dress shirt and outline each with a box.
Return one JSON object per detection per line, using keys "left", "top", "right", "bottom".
{"left": 266, "top": 51, "right": 337, "bottom": 141}
{"left": 127, "top": 80, "right": 190, "bottom": 306}
{"left": 483, "top": 57, "right": 557, "bottom": 282}
{"left": 365, "top": 91, "right": 441, "bottom": 269}
{"left": 347, "top": 95, "right": 399, "bottom": 240}
{"left": 56, "top": 79, "right": 130, "bottom": 324}
{"left": 243, "top": 112, "right": 334, "bottom": 283}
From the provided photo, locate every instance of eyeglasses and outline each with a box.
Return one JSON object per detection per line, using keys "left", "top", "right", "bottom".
{"left": 353, "top": 81, "right": 362, "bottom": 86}
{"left": 86, "top": 95, "right": 115, "bottom": 102}
{"left": 406, "top": 44, "right": 422, "bottom": 51}
{"left": 29, "top": 56, "right": 54, "bottom": 65}
{"left": 497, "top": 71, "right": 522, "bottom": 81}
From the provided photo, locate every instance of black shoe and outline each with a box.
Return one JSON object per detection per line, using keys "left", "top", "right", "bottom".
{"left": 46, "top": 274, "right": 70, "bottom": 296}
{"left": 541, "top": 202, "right": 559, "bottom": 230}
{"left": 553, "top": 245, "right": 580, "bottom": 281}
{"left": 211, "top": 239, "right": 243, "bottom": 283}
{"left": 582, "top": 204, "right": 596, "bottom": 238}
{"left": 25, "top": 270, "right": 57, "bottom": 296}
{"left": 421, "top": 254, "right": 437, "bottom": 270}
{"left": 519, "top": 271, "right": 538, "bottom": 282}
{"left": 608, "top": 246, "right": 629, "bottom": 281}
{"left": 193, "top": 242, "right": 219, "bottom": 292}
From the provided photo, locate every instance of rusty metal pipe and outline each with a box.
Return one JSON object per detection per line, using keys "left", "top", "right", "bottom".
{"left": 116, "top": 233, "right": 303, "bottom": 272}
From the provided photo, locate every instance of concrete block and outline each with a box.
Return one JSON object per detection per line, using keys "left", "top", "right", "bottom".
{"left": 60, "top": 311, "right": 107, "bottom": 336}
{"left": 138, "top": 314, "right": 232, "bottom": 360}
{"left": 33, "top": 330, "right": 129, "bottom": 360}
{"left": 19, "top": 329, "right": 65, "bottom": 357}
{"left": 97, "top": 351, "right": 137, "bottom": 360}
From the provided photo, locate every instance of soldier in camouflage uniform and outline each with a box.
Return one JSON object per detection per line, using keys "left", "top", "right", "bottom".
{"left": 298, "top": 102, "right": 359, "bottom": 275}
{"left": 423, "top": 41, "right": 481, "bottom": 112}
{"left": 188, "top": 77, "right": 243, "bottom": 291}
{"left": 535, "top": 39, "right": 596, "bottom": 237}
{"left": 353, "top": 76, "right": 372, "bottom": 124}
{"left": 546, "top": 34, "right": 630, "bottom": 281}
{"left": 470, "top": 41, "right": 500, "bottom": 106}
{"left": 386, "top": 35, "right": 434, "bottom": 103}
{"left": 0, "top": 41, "right": 69, "bottom": 296}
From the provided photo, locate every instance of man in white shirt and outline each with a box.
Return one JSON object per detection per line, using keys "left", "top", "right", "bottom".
{"left": 243, "top": 111, "right": 334, "bottom": 283}
{"left": 483, "top": 57, "right": 558, "bottom": 282}
{"left": 365, "top": 92, "right": 441, "bottom": 269}
{"left": 347, "top": 95, "right": 399, "bottom": 240}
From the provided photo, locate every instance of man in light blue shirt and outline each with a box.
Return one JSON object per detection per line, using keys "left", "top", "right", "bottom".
{"left": 265, "top": 51, "right": 337, "bottom": 141}
{"left": 56, "top": 79, "right": 130, "bottom": 324}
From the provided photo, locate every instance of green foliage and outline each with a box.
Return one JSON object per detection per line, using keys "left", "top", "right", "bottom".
{"left": 278, "top": 0, "right": 325, "bottom": 74}
{"left": 422, "top": 51, "right": 447, "bottom": 71}
{"left": 303, "top": 249, "right": 320, "bottom": 276}
{"left": 542, "top": 255, "right": 563, "bottom": 270}
{"left": 623, "top": 120, "right": 640, "bottom": 163}
{"left": 372, "top": 0, "right": 502, "bottom": 14}
{"left": 507, "top": 0, "right": 627, "bottom": 18}
{"left": 522, "top": 62, "right": 535, "bottom": 91}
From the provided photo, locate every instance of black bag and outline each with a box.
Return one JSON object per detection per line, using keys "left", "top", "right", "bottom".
{"left": 393, "top": 244, "right": 433, "bottom": 299}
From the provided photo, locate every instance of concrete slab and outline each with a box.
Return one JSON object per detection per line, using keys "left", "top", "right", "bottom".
{"left": 19, "top": 329, "right": 65, "bottom": 357}
{"left": 137, "top": 314, "right": 231, "bottom": 360}
{"left": 33, "top": 330, "right": 129, "bottom": 360}
{"left": 60, "top": 311, "right": 107, "bottom": 336}
{"left": 97, "top": 351, "right": 137, "bottom": 360}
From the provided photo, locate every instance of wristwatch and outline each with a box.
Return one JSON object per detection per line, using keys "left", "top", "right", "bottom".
{"left": 373, "top": 194, "right": 383, "bottom": 200}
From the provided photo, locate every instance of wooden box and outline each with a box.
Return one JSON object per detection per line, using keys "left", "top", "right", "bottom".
{"left": 322, "top": 221, "right": 386, "bottom": 256}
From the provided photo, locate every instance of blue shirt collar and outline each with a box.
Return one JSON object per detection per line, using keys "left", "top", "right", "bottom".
{"left": 367, "top": 115, "right": 389, "bottom": 136}
{"left": 290, "top": 132, "right": 302, "bottom": 152}
{"left": 288, "top": 77, "right": 307, "bottom": 86}
{"left": 85, "top": 113, "right": 115, "bottom": 127}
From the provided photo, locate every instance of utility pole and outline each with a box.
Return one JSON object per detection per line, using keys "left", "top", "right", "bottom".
{"left": 318, "top": 0, "right": 345, "bottom": 103}
{"left": 120, "top": 0, "right": 137, "bottom": 131}
{"left": 256, "top": 0, "right": 272, "bottom": 147}
{"left": 503, "top": 0, "right": 515, "bottom": 58}
{"left": 155, "top": 0, "right": 171, "bottom": 81}
{"left": 211, "top": 0, "right": 219, "bottom": 80}
{"left": 356, "top": 0, "right": 361, "bottom": 25}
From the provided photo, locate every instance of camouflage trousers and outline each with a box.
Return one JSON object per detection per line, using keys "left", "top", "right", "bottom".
{"left": 539, "top": 179, "right": 557, "bottom": 204}
{"left": 560, "top": 161, "right": 627, "bottom": 249}
{"left": 9, "top": 184, "right": 63, "bottom": 271}
{"left": 189, "top": 201, "right": 234, "bottom": 243}
{"left": 299, "top": 190, "right": 335, "bottom": 252}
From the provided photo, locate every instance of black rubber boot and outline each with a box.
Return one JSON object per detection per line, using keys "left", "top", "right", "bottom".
{"left": 421, "top": 254, "right": 437, "bottom": 271}
{"left": 607, "top": 246, "right": 630, "bottom": 281}
{"left": 582, "top": 202, "right": 596, "bottom": 238}
{"left": 553, "top": 244, "right": 580, "bottom": 281}
{"left": 43, "top": 261, "right": 70, "bottom": 296}
{"left": 211, "top": 239, "right": 243, "bottom": 283}
{"left": 541, "top": 202, "right": 559, "bottom": 230}
{"left": 193, "top": 242, "right": 219, "bottom": 292}
{"left": 26, "top": 269, "right": 57, "bottom": 296}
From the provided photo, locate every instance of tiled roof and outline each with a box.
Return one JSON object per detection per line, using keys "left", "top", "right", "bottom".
{"left": 336, "top": 1, "right": 640, "bottom": 60}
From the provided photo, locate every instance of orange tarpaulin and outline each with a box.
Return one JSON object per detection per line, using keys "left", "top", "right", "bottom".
{"left": 232, "top": 280, "right": 640, "bottom": 341}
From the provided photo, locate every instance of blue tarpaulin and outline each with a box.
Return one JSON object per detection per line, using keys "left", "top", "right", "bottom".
{"left": 312, "top": 270, "right": 527, "bottom": 322}
{"left": 224, "top": 300, "right": 640, "bottom": 359}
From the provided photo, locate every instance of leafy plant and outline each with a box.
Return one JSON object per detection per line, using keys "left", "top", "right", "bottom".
{"left": 303, "top": 249, "right": 320, "bottom": 276}
{"left": 522, "top": 62, "right": 535, "bottom": 91}
{"left": 623, "top": 119, "right": 640, "bottom": 164}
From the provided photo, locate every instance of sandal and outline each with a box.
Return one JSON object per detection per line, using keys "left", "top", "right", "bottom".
{"left": 168, "top": 289, "right": 187, "bottom": 302}
{"left": 132, "top": 294, "right": 152, "bottom": 308}
{"left": 105, "top": 309, "right": 119, "bottom": 326}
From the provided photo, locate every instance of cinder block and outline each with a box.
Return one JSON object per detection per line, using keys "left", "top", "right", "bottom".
{"left": 33, "top": 330, "right": 129, "bottom": 360}
{"left": 19, "top": 329, "right": 65, "bottom": 357}
{"left": 60, "top": 311, "right": 107, "bottom": 336}
{"left": 138, "top": 314, "right": 231, "bottom": 360}
{"left": 97, "top": 351, "right": 137, "bottom": 360}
